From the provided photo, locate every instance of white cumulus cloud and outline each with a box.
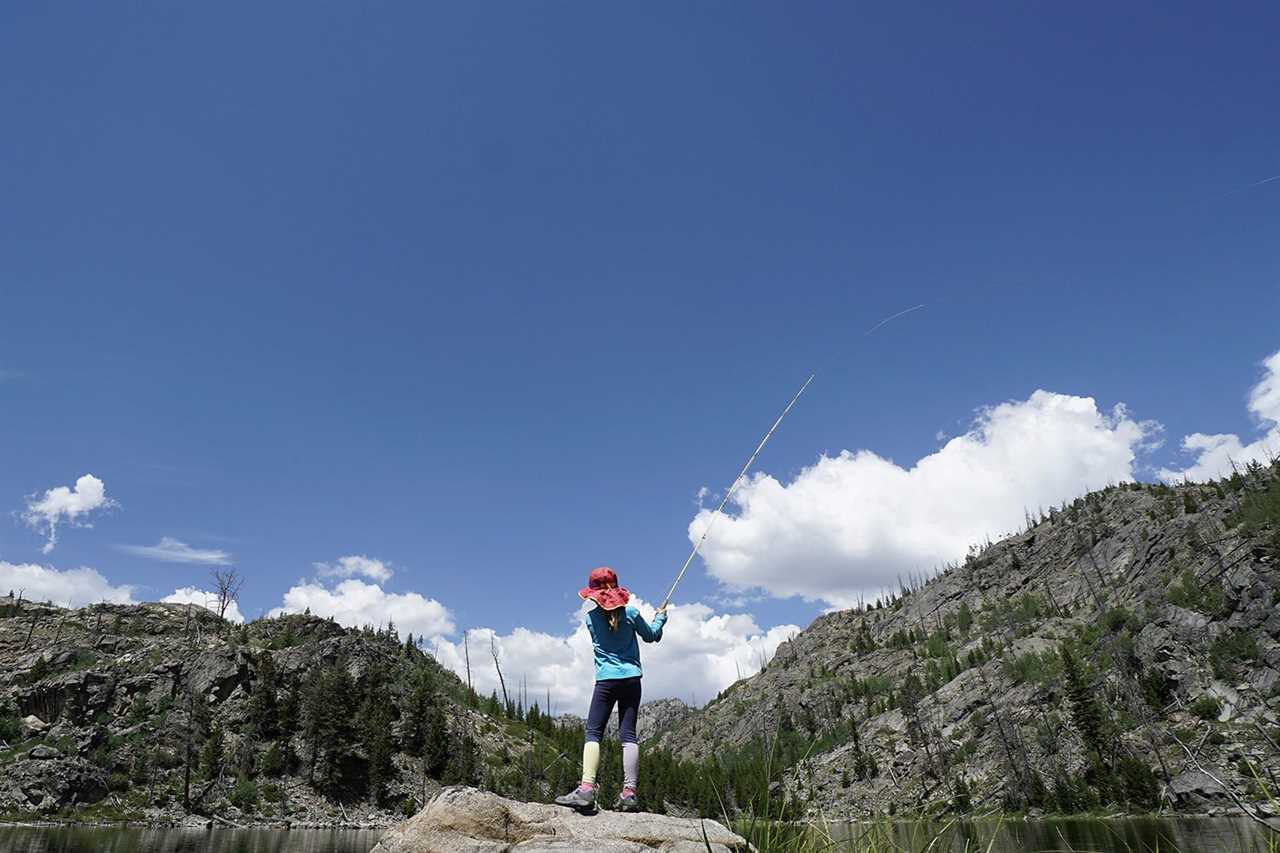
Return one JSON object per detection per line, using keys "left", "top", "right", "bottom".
{"left": 117, "top": 537, "right": 233, "bottom": 565}
{"left": 162, "top": 586, "right": 245, "bottom": 623}
{"left": 1159, "top": 350, "right": 1280, "bottom": 483}
{"left": 430, "top": 597, "right": 799, "bottom": 713}
{"left": 0, "top": 561, "right": 136, "bottom": 607}
{"left": 689, "top": 390, "right": 1156, "bottom": 608}
{"left": 21, "top": 474, "right": 118, "bottom": 554}
{"left": 270, "top": 578, "right": 453, "bottom": 638}
{"left": 314, "top": 555, "right": 393, "bottom": 582}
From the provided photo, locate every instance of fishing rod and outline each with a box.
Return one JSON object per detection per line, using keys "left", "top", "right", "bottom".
{"left": 658, "top": 373, "right": 815, "bottom": 610}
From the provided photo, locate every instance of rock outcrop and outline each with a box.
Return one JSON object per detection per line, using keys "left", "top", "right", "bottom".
{"left": 1, "top": 755, "right": 108, "bottom": 812}
{"left": 372, "top": 787, "right": 753, "bottom": 853}
{"left": 654, "top": 472, "right": 1280, "bottom": 817}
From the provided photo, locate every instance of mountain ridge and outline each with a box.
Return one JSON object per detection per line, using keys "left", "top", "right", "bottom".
{"left": 649, "top": 461, "right": 1280, "bottom": 819}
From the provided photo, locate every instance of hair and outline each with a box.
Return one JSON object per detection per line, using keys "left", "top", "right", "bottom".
{"left": 607, "top": 610, "right": 621, "bottom": 632}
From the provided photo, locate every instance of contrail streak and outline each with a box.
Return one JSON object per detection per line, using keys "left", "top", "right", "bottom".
{"left": 864, "top": 303, "right": 925, "bottom": 336}
{"left": 1219, "top": 174, "right": 1280, "bottom": 200}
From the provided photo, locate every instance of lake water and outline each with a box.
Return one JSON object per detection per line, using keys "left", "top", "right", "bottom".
{"left": 0, "top": 826, "right": 382, "bottom": 853}
{"left": 1, "top": 818, "right": 1276, "bottom": 852}
{"left": 823, "top": 815, "right": 1278, "bottom": 852}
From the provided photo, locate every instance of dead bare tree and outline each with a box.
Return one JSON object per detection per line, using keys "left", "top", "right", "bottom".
{"left": 491, "top": 635, "right": 510, "bottom": 711}
{"left": 52, "top": 601, "right": 71, "bottom": 644}
{"left": 22, "top": 612, "right": 38, "bottom": 651}
{"left": 210, "top": 568, "right": 244, "bottom": 623}
{"left": 463, "top": 630, "right": 473, "bottom": 702}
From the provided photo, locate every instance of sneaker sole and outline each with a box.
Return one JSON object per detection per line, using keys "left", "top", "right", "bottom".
{"left": 555, "top": 798, "right": 597, "bottom": 811}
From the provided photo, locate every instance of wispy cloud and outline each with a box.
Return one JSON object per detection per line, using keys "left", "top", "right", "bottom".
{"left": 0, "top": 368, "right": 30, "bottom": 383}
{"left": 21, "top": 474, "right": 118, "bottom": 554}
{"left": 116, "top": 536, "right": 233, "bottom": 566}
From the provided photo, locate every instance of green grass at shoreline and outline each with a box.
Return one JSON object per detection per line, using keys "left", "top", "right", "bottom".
{"left": 735, "top": 814, "right": 1280, "bottom": 853}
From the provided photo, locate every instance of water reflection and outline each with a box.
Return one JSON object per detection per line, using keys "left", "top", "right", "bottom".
{"left": 0, "top": 826, "right": 382, "bottom": 853}
{"left": 826, "top": 816, "right": 1277, "bottom": 852}
{"left": 2, "top": 819, "right": 1276, "bottom": 853}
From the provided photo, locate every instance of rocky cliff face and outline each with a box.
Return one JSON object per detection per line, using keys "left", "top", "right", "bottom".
{"left": 654, "top": 466, "right": 1280, "bottom": 818}
{"left": 5, "top": 466, "right": 1278, "bottom": 824}
{"left": 0, "top": 602, "right": 525, "bottom": 824}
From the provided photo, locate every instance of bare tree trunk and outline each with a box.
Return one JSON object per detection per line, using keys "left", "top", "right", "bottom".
{"left": 210, "top": 568, "right": 244, "bottom": 626}
{"left": 463, "top": 630, "right": 472, "bottom": 701}
{"left": 491, "top": 636, "right": 509, "bottom": 710}
{"left": 183, "top": 687, "right": 193, "bottom": 809}
{"left": 53, "top": 605, "right": 69, "bottom": 645}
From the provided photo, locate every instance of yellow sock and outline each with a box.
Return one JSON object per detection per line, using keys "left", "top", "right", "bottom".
{"left": 581, "top": 741, "right": 601, "bottom": 785}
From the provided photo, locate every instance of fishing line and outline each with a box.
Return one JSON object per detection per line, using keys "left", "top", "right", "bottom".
{"left": 660, "top": 302, "right": 926, "bottom": 608}
{"left": 658, "top": 374, "right": 814, "bottom": 610}
{"left": 864, "top": 303, "right": 926, "bottom": 336}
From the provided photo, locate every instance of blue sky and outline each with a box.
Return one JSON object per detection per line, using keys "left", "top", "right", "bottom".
{"left": 3, "top": 3, "right": 1278, "bottom": 706}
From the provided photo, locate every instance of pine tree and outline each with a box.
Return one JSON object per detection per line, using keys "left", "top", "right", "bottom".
{"left": 952, "top": 775, "right": 972, "bottom": 812}
{"left": 361, "top": 667, "right": 396, "bottom": 805}
{"left": 201, "top": 723, "right": 225, "bottom": 780}
{"left": 443, "top": 720, "right": 477, "bottom": 785}
{"left": 1059, "top": 643, "right": 1107, "bottom": 761}
{"left": 260, "top": 742, "right": 285, "bottom": 777}
{"left": 278, "top": 677, "right": 300, "bottom": 738}
{"left": 425, "top": 701, "right": 450, "bottom": 778}
{"left": 248, "top": 651, "right": 279, "bottom": 739}
{"left": 301, "top": 660, "right": 359, "bottom": 796}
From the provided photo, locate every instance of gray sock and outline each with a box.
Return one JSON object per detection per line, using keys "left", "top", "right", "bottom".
{"left": 622, "top": 742, "right": 638, "bottom": 790}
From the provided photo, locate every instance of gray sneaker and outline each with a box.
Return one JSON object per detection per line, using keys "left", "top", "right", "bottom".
{"left": 614, "top": 788, "right": 639, "bottom": 812}
{"left": 555, "top": 785, "right": 596, "bottom": 809}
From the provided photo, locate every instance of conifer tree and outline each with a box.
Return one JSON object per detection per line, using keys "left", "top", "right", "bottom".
{"left": 201, "top": 723, "right": 225, "bottom": 780}
{"left": 361, "top": 666, "right": 396, "bottom": 805}
{"left": 248, "top": 651, "right": 279, "bottom": 739}
{"left": 301, "top": 660, "right": 359, "bottom": 796}
{"left": 1060, "top": 643, "right": 1107, "bottom": 761}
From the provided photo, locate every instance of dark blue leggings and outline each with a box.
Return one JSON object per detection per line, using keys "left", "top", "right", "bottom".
{"left": 585, "top": 677, "right": 642, "bottom": 744}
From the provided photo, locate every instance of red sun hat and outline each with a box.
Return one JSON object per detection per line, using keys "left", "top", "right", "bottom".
{"left": 578, "top": 566, "right": 630, "bottom": 611}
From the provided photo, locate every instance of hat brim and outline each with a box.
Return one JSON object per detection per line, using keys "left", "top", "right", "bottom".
{"left": 579, "top": 586, "right": 630, "bottom": 611}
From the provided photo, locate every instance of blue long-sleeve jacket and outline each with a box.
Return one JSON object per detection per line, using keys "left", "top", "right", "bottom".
{"left": 585, "top": 605, "right": 667, "bottom": 680}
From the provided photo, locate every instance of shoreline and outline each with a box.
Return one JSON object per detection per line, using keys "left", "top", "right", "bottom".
{"left": 0, "top": 817, "right": 391, "bottom": 831}
{"left": 2, "top": 808, "right": 1270, "bottom": 831}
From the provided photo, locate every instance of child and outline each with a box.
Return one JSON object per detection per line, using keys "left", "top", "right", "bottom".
{"left": 555, "top": 566, "right": 668, "bottom": 812}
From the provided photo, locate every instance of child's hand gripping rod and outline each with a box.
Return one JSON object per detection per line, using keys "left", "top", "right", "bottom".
{"left": 658, "top": 374, "right": 815, "bottom": 611}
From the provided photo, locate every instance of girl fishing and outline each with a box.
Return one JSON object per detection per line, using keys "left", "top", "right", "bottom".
{"left": 555, "top": 566, "right": 668, "bottom": 812}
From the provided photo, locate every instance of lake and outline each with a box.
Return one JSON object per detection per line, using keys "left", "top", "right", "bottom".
{"left": 1, "top": 817, "right": 1276, "bottom": 852}
{"left": 0, "top": 826, "right": 383, "bottom": 853}
{"left": 822, "top": 815, "right": 1279, "bottom": 852}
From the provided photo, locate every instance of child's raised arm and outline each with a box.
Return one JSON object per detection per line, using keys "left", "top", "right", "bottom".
{"left": 631, "top": 607, "right": 667, "bottom": 643}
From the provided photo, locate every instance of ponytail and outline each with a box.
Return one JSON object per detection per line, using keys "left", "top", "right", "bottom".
{"left": 607, "top": 610, "right": 621, "bottom": 632}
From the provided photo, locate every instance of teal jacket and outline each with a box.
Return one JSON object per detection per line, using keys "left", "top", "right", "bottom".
{"left": 586, "top": 605, "right": 667, "bottom": 680}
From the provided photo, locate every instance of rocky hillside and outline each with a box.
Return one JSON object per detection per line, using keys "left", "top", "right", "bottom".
{"left": 654, "top": 461, "right": 1280, "bottom": 819}
{"left": 5, "top": 461, "right": 1278, "bottom": 826}
{"left": 0, "top": 600, "right": 590, "bottom": 824}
